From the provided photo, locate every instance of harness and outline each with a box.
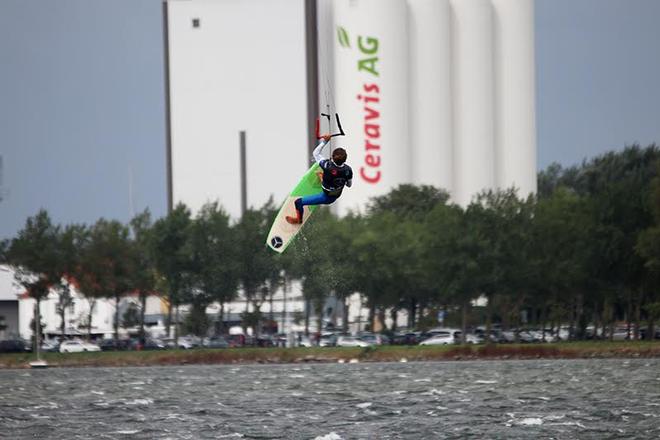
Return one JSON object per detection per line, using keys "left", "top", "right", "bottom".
{"left": 321, "top": 161, "right": 353, "bottom": 197}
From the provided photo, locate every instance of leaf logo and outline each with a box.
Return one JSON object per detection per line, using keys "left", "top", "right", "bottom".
{"left": 337, "top": 26, "right": 350, "bottom": 49}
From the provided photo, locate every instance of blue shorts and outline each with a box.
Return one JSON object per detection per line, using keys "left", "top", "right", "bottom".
{"left": 295, "top": 192, "right": 338, "bottom": 214}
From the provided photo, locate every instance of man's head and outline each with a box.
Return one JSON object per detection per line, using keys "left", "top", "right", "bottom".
{"left": 332, "top": 148, "right": 348, "bottom": 165}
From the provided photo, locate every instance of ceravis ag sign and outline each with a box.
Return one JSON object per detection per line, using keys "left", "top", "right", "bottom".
{"left": 338, "top": 26, "right": 382, "bottom": 185}
{"left": 333, "top": 0, "right": 409, "bottom": 218}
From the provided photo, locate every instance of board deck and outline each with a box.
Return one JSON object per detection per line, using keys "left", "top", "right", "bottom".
{"left": 266, "top": 163, "right": 323, "bottom": 253}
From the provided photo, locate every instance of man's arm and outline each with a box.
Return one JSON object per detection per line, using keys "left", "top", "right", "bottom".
{"left": 313, "top": 135, "right": 331, "bottom": 165}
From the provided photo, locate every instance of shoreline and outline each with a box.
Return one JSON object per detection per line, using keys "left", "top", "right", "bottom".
{"left": 2, "top": 341, "right": 660, "bottom": 369}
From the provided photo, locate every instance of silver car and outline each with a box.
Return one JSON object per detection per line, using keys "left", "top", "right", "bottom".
{"left": 59, "top": 340, "right": 101, "bottom": 353}
{"left": 336, "top": 336, "right": 370, "bottom": 347}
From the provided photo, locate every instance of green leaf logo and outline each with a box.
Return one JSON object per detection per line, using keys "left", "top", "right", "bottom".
{"left": 337, "top": 26, "right": 350, "bottom": 49}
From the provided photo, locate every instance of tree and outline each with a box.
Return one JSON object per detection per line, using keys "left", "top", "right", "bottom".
{"left": 636, "top": 160, "right": 660, "bottom": 338}
{"left": 182, "top": 305, "right": 210, "bottom": 337}
{"left": 564, "top": 146, "right": 660, "bottom": 339}
{"left": 88, "top": 219, "right": 132, "bottom": 341}
{"left": 128, "top": 210, "right": 157, "bottom": 342}
{"left": 460, "top": 190, "right": 535, "bottom": 341}
{"left": 367, "top": 184, "right": 449, "bottom": 218}
{"left": 286, "top": 208, "right": 363, "bottom": 335}
{"left": 234, "top": 199, "right": 280, "bottom": 335}
{"left": 151, "top": 203, "right": 193, "bottom": 344}
{"left": 361, "top": 185, "right": 450, "bottom": 331}
{"left": 529, "top": 188, "right": 594, "bottom": 339}
{"left": 4, "top": 210, "right": 60, "bottom": 354}
{"left": 186, "top": 202, "right": 240, "bottom": 336}
{"left": 122, "top": 303, "right": 140, "bottom": 329}
{"left": 423, "top": 202, "right": 478, "bottom": 341}
{"left": 69, "top": 219, "right": 127, "bottom": 341}
{"left": 53, "top": 224, "right": 87, "bottom": 339}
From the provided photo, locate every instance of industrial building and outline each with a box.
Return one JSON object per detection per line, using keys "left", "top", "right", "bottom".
{"left": 0, "top": 265, "right": 21, "bottom": 340}
{"left": 165, "top": 0, "right": 536, "bottom": 216}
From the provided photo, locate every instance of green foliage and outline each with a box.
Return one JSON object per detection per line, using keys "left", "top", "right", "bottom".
{"left": 183, "top": 304, "right": 210, "bottom": 337}
{"left": 150, "top": 203, "right": 194, "bottom": 307}
{"left": 5, "top": 145, "right": 660, "bottom": 340}
{"left": 234, "top": 199, "right": 281, "bottom": 309}
{"left": 367, "top": 184, "right": 449, "bottom": 219}
{"left": 186, "top": 202, "right": 240, "bottom": 308}
{"left": 122, "top": 303, "right": 140, "bottom": 328}
{"left": 240, "top": 310, "right": 262, "bottom": 331}
{"left": 5, "top": 210, "right": 61, "bottom": 298}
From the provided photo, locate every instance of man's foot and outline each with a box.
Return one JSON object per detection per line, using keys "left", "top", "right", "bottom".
{"left": 285, "top": 215, "right": 302, "bottom": 225}
{"left": 286, "top": 198, "right": 304, "bottom": 224}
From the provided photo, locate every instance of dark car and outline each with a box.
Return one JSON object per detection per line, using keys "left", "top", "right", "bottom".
{"left": 391, "top": 332, "right": 420, "bottom": 345}
{"left": 226, "top": 334, "right": 246, "bottom": 348}
{"left": 99, "top": 339, "right": 132, "bottom": 351}
{"left": 256, "top": 336, "right": 274, "bottom": 347}
{"left": 204, "top": 337, "right": 229, "bottom": 349}
{"left": 0, "top": 339, "right": 29, "bottom": 353}
{"left": 142, "top": 338, "right": 167, "bottom": 350}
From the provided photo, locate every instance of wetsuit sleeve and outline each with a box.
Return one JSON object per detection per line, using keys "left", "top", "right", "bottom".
{"left": 313, "top": 139, "right": 329, "bottom": 167}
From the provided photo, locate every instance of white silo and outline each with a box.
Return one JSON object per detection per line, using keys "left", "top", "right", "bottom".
{"left": 492, "top": 0, "right": 537, "bottom": 197}
{"left": 332, "top": 0, "right": 410, "bottom": 215}
{"left": 450, "top": 0, "right": 496, "bottom": 207}
{"left": 408, "top": 0, "right": 453, "bottom": 194}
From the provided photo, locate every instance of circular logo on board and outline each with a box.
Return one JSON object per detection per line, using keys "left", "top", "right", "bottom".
{"left": 271, "top": 236, "right": 283, "bottom": 249}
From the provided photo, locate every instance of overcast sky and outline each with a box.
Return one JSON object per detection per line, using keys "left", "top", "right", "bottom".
{"left": 1, "top": 0, "right": 659, "bottom": 239}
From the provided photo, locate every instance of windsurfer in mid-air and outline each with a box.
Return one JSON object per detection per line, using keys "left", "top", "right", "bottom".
{"left": 285, "top": 133, "right": 353, "bottom": 224}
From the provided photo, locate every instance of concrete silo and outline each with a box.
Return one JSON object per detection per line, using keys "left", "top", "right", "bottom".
{"left": 450, "top": 0, "right": 497, "bottom": 206}
{"left": 408, "top": 0, "right": 454, "bottom": 195}
{"left": 492, "top": 0, "right": 537, "bottom": 197}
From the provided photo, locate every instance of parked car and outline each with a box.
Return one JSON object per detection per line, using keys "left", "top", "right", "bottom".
{"left": 611, "top": 327, "right": 631, "bottom": 341}
{"left": 272, "top": 333, "right": 288, "bottom": 347}
{"left": 225, "top": 334, "right": 246, "bottom": 348}
{"left": 135, "top": 338, "right": 167, "bottom": 350}
{"left": 319, "top": 333, "right": 338, "bottom": 347}
{"left": 41, "top": 339, "right": 60, "bottom": 352}
{"left": 336, "top": 336, "right": 370, "bottom": 347}
{"left": 203, "top": 336, "right": 229, "bottom": 349}
{"left": 59, "top": 340, "right": 101, "bottom": 353}
{"left": 99, "top": 338, "right": 132, "bottom": 351}
{"left": 177, "top": 337, "right": 197, "bottom": 349}
{"left": 297, "top": 336, "right": 313, "bottom": 347}
{"left": 453, "top": 331, "right": 482, "bottom": 344}
{"left": 517, "top": 330, "right": 539, "bottom": 343}
{"left": 391, "top": 332, "right": 420, "bottom": 345}
{"left": 419, "top": 332, "right": 455, "bottom": 346}
{"left": 0, "top": 339, "right": 29, "bottom": 353}
{"left": 500, "top": 331, "right": 517, "bottom": 343}
{"left": 255, "top": 336, "right": 275, "bottom": 347}
{"left": 359, "top": 333, "right": 390, "bottom": 345}
{"left": 474, "top": 328, "right": 506, "bottom": 343}
{"left": 639, "top": 328, "right": 660, "bottom": 340}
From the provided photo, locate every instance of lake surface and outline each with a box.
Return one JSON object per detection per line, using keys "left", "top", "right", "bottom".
{"left": 1, "top": 359, "right": 659, "bottom": 439}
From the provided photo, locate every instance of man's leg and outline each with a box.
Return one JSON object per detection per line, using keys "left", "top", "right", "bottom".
{"left": 286, "top": 193, "right": 337, "bottom": 224}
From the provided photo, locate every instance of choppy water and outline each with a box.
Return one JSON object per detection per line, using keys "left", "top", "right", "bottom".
{"left": 1, "top": 359, "right": 659, "bottom": 439}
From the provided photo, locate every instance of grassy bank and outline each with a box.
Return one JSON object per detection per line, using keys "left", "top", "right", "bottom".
{"left": 2, "top": 341, "right": 660, "bottom": 369}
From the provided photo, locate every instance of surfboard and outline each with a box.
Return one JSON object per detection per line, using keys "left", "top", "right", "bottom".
{"left": 266, "top": 163, "right": 323, "bottom": 253}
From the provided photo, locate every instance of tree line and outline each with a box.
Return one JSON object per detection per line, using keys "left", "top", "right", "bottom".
{"left": 2, "top": 145, "right": 660, "bottom": 345}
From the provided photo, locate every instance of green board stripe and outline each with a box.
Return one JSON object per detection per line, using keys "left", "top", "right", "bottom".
{"left": 291, "top": 163, "right": 322, "bottom": 198}
{"left": 265, "top": 163, "right": 323, "bottom": 252}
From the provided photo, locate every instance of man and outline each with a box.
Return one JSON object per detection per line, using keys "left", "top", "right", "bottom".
{"left": 285, "top": 134, "right": 353, "bottom": 224}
